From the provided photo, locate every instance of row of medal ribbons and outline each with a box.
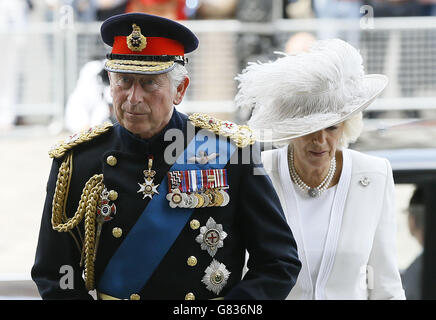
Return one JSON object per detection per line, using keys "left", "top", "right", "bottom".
{"left": 166, "top": 169, "right": 230, "bottom": 208}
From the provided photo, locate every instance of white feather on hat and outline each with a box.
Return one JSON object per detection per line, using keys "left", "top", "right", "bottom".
{"left": 235, "top": 38, "right": 388, "bottom": 142}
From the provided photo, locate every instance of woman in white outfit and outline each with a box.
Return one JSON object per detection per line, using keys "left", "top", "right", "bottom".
{"left": 235, "top": 39, "right": 405, "bottom": 300}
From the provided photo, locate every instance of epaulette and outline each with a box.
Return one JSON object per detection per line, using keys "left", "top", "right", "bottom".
{"left": 188, "top": 113, "right": 256, "bottom": 148}
{"left": 48, "top": 122, "right": 113, "bottom": 159}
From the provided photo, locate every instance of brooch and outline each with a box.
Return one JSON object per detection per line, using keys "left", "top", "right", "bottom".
{"left": 359, "top": 177, "right": 370, "bottom": 187}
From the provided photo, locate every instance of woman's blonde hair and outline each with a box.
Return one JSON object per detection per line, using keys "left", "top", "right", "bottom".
{"left": 283, "top": 111, "right": 363, "bottom": 149}
{"left": 340, "top": 111, "right": 363, "bottom": 148}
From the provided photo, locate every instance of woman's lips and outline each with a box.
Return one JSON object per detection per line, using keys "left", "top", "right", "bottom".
{"left": 309, "top": 151, "right": 327, "bottom": 157}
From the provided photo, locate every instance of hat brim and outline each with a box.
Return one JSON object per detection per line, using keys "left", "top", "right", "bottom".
{"left": 104, "top": 59, "right": 176, "bottom": 75}
{"left": 253, "top": 74, "right": 388, "bottom": 143}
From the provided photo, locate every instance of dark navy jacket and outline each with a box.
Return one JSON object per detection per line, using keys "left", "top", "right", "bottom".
{"left": 31, "top": 110, "right": 301, "bottom": 300}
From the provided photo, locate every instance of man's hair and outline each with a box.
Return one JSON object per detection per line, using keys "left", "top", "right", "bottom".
{"left": 167, "top": 63, "right": 189, "bottom": 92}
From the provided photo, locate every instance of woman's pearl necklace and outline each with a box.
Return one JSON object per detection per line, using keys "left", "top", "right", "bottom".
{"left": 288, "top": 146, "right": 336, "bottom": 198}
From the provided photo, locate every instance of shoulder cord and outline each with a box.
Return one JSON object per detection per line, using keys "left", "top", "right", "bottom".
{"left": 51, "top": 151, "right": 104, "bottom": 291}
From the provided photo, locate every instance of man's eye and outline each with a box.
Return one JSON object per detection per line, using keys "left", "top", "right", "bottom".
{"left": 140, "top": 78, "right": 159, "bottom": 90}
{"left": 141, "top": 79, "right": 155, "bottom": 86}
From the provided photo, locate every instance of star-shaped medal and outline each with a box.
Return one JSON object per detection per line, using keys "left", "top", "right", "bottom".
{"left": 137, "top": 178, "right": 159, "bottom": 199}
{"left": 137, "top": 157, "right": 159, "bottom": 199}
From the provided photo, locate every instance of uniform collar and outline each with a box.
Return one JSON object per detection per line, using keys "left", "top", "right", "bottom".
{"left": 116, "top": 109, "right": 187, "bottom": 155}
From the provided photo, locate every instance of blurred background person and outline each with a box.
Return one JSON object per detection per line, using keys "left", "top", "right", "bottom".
{"left": 284, "top": 32, "right": 316, "bottom": 55}
{"left": 0, "top": 0, "right": 33, "bottom": 130}
{"left": 125, "top": 0, "right": 187, "bottom": 20}
{"left": 194, "top": 0, "right": 237, "bottom": 19}
{"left": 284, "top": 0, "right": 314, "bottom": 19}
{"left": 419, "top": 0, "right": 436, "bottom": 15}
{"left": 64, "top": 59, "right": 114, "bottom": 133}
{"left": 312, "top": 0, "right": 362, "bottom": 46}
{"left": 401, "top": 186, "right": 426, "bottom": 300}
{"left": 365, "top": 0, "right": 424, "bottom": 17}
{"left": 44, "top": 0, "right": 128, "bottom": 22}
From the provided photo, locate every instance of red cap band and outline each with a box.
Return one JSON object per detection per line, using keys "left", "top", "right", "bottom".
{"left": 112, "top": 36, "right": 184, "bottom": 56}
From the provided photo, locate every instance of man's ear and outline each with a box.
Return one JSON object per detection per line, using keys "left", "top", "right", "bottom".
{"left": 173, "top": 77, "right": 190, "bottom": 105}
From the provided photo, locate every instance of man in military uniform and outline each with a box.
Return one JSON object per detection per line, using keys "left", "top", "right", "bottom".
{"left": 31, "top": 12, "right": 301, "bottom": 300}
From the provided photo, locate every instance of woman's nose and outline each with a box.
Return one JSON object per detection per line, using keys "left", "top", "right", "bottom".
{"left": 312, "top": 130, "right": 327, "bottom": 144}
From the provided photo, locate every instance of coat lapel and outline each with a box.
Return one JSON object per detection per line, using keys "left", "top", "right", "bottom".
{"left": 277, "top": 146, "right": 352, "bottom": 299}
{"left": 278, "top": 145, "right": 314, "bottom": 299}
{"left": 314, "top": 148, "right": 352, "bottom": 299}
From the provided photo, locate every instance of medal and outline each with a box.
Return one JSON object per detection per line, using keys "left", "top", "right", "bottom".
{"left": 137, "top": 157, "right": 159, "bottom": 200}
{"left": 184, "top": 193, "right": 199, "bottom": 208}
{"left": 205, "top": 189, "right": 216, "bottom": 207}
{"left": 195, "top": 217, "right": 227, "bottom": 257}
{"left": 166, "top": 168, "right": 230, "bottom": 208}
{"left": 94, "top": 188, "right": 117, "bottom": 262}
{"left": 166, "top": 189, "right": 185, "bottom": 208}
{"left": 219, "top": 190, "right": 230, "bottom": 207}
{"left": 202, "top": 259, "right": 231, "bottom": 295}
{"left": 213, "top": 189, "right": 224, "bottom": 206}
{"left": 200, "top": 192, "right": 210, "bottom": 207}
{"left": 194, "top": 193, "right": 204, "bottom": 208}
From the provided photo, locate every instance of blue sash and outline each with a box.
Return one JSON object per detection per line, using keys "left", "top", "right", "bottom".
{"left": 97, "top": 131, "right": 237, "bottom": 298}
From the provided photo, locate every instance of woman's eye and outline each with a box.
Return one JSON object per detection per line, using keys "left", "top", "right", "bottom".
{"left": 327, "top": 126, "right": 338, "bottom": 131}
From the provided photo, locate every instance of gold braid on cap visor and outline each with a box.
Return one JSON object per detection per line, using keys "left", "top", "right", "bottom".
{"left": 105, "top": 59, "right": 174, "bottom": 73}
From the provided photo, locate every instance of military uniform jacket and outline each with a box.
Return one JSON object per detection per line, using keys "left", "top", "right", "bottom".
{"left": 32, "top": 110, "right": 301, "bottom": 300}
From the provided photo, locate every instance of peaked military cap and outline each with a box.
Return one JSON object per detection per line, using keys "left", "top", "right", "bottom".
{"left": 101, "top": 12, "right": 199, "bottom": 74}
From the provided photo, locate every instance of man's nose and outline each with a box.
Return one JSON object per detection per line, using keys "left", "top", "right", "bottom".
{"left": 128, "top": 81, "right": 143, "bottom": 105}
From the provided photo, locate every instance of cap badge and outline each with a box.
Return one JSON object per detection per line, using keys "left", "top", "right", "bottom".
{"left": 127, "top": 23, "right": 147, "bottom": 52}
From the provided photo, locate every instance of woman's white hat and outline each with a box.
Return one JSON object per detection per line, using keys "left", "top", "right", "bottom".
{"left": 235, "top": 38, "right": 388, "bottom": 142}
